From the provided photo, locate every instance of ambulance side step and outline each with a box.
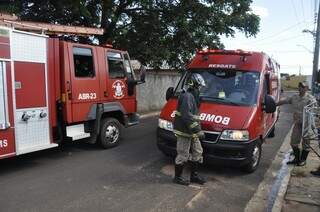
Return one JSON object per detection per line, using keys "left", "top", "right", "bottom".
{"left": 66, "top": 124, "right": 91, "bottom": 141}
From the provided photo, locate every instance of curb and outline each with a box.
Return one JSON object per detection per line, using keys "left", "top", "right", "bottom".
{"left": 139, "top": 111, "right": 160, "bottom": 119}
{"left": 270, "top": 147, "right": 294, "bottom": 212}
{"left": 244, "top": 125, "right": 293, "bottom": 212}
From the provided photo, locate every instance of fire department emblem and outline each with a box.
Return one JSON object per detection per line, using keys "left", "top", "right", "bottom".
{"left": 112, "top": 80, "right": 126, "bottom": 99}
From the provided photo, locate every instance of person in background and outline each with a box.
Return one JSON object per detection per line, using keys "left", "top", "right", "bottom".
{"left": 172, "top": 73, "right": 206, "bottom": 186}
{"left": 277, "top": 82, "right": 317, "bottom": 166}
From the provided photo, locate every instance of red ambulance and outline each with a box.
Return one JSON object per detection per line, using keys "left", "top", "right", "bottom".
{"left": 157, "top": 49, "right": 280, "bottom": 172}
{"left": 0, "top": 24, "right": 144, "bottom": 159}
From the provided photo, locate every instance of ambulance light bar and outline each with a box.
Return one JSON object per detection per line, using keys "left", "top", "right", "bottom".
{"left": 198, "top": 49, "right": 253, "bottom": 56}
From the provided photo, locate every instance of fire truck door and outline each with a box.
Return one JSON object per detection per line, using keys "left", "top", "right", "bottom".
{"left": 11, "top": 31, "right": 57, "bottom": 155}
{"left": 70, "top": 46, "right": 100, "bottom": 122}
{"left": 106, "top": 51, "right": 136, "bottom": 113}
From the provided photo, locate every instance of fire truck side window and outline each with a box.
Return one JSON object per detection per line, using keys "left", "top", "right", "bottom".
{"left": 73, "top": 47, "right": 95, "bottom": 78}
{"left": 107, "top": 52, "right": 126, "bottom": 79}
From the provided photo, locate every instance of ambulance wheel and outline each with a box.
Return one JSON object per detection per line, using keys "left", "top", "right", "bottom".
{"left": 242, "top": 142, "right": 261, "bottom": 173}
{"left": 99, "top": 118, "right": 122, "bottom": 149}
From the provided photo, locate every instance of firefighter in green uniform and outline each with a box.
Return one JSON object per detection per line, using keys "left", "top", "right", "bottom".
{"left": 173, "top": 73, "right": 206, "bottom": 186}
{"left": 277, "top": 82, "right": 317, "bottom": 166}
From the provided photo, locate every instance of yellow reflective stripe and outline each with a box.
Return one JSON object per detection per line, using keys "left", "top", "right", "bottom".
{"left": 189, "top": 122, "right": 199, "bottom": 129}
{"left": 173, "top": 130, "right": 192, "bottom": 138}
{"left": 192, "top": 115, "right": 200, "bottom": 120}
{"left": 192, "top": 134, "right": 199, "bottom": 139}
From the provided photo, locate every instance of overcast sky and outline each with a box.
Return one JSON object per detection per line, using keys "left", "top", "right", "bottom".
{"left": 221, "top": 0, "right": 317, "bottom": 76}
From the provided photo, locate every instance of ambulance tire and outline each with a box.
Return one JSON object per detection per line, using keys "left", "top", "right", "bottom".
{"left": 242, "top": 142, "right": 262, "bottom": 173}
{"left": 99, "top": 118, "right": 122, "bottom": 149}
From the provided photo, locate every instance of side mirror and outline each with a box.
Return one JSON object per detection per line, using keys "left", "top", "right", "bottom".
{"left": 166, "top": 87, "right": 174, "bottom": 101}
{"left": 127, "top": 79, "right": 135, "bottom": 96}
{"left": 264, "top": 95, "right": 276, "bottom": 113}
{"left": 139, "top": 65, "right": 146, "bottom": 83}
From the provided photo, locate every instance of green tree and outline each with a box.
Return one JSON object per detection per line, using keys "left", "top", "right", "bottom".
{"left": 1, "top": 0, "right": 260, "bottom": 68}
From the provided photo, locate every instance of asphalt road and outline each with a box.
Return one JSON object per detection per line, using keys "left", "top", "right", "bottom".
{"left": 0, "top": 94, "right": 295, "bottom": 212}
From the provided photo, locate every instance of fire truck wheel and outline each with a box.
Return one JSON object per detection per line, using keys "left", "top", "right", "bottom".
{"left": 242, "top": 142, "right": 262, "bottom": 173}
{"left": 99, "top": 118, "right": 122, "bottom": 149}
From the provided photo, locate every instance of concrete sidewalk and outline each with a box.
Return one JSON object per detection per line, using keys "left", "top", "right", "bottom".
{"left": 282, "top": 145, "right": 320, "bottom": 212}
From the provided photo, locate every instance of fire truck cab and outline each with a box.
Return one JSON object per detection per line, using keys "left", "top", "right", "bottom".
{"left": 157, "top": 49, "right": 280, "bottom": 173}
{"left": 0, "top": 24, "right": 144, "bottom": 159}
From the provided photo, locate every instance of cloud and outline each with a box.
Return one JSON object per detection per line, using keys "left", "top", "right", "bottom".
{"left": 251, "top": 5, "right": 269, "bottom": 18}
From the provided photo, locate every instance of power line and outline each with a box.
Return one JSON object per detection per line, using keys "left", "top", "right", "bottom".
{"left": 251, "top": 34, "right": 305, "bottom": 46}
{"left": 311, "top": 0, "right": 314, "bottom": 22}
{"left": 242, "top": 21, "right": 308, "bottom": 45}
{"left": 301, "top": 0, "right": 306, "bottom": 23}
{"left": 265, "top": 50, "right": 309, "bottom": 53}
{"left": 291, "top": 0, "right": 300, "bottom": 23}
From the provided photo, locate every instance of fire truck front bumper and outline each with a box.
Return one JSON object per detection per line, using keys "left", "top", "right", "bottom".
{"left": 156, "top": 128, "right": 259, "bottom": 167}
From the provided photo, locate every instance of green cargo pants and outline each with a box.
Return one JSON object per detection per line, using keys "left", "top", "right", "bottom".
{"left": 175, "top": 136, "right": 203, "bottom": 165}
{"left": 291, "top": 122, "right": 311, "bottom": 151}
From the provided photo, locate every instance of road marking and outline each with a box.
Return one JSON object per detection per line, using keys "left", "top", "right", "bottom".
{"left": 188, "top": 184, "right": 202, "bottom": 189}
{"left": 244, "top": 125, "right": 293, "bottom": 212}
{"left": 185, "top": 190, "right": 207, "bottom": 210}
{"left": 140, "top": 111, "right": 160, "bottom": 119}
{"left": 161, "top": 164, "right": 174, "bottom": 176}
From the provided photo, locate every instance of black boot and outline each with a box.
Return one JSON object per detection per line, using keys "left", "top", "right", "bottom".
{"left": 297, "top": 150, "right": 309, "bottom": 166}
{"left": 310, "top": 167, "right": 320, "bottom": 177}
{"left": 287, "top": 147, "right": 300, "bottom": 165}
{"left": 190, "top": 161, "right": 206, "bottom": 185}
{"left": 173, "top": 164, "right": 189, "bottom": 186}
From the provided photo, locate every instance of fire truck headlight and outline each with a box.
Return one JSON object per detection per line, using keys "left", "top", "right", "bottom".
{"left": 158, "top": 119, "right": 173, "bottom": 131}
{"left": 220, "top": 130, "right": 249, "bottom": 141}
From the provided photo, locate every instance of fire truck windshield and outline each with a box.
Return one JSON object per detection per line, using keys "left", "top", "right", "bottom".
{"left": 176, "top": 69, "right": 260, "bottom": 106}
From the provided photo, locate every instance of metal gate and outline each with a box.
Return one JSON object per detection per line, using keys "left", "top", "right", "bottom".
{"left": 302, "top": 102, "right": 320, "bottom": 157}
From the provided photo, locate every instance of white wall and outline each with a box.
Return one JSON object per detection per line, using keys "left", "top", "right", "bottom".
{"left": 136, "top": 71, "right": 181, "bottom": 113}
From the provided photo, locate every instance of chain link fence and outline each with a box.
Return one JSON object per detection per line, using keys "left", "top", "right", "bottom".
{"left": 302, "top": 102, "right": 320, "bottom": 158}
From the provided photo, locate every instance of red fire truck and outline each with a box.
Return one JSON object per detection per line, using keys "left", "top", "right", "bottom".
{"left": 0, "top": 18, "right": 145, "bottom": 159}
{"left": 157, "top": 49, "right": 280, "bottom": 173}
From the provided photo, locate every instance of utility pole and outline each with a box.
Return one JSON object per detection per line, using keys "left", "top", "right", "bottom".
{"left": 312, "top": 0, "right": 320, "bottom": 93}
{"left": 299, "top": 65, "right": 301, "bottom": 76}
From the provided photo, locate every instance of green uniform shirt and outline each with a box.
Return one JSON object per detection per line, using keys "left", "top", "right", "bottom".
{"left": 287, "top": 93, "right": 316, "bottom": 123}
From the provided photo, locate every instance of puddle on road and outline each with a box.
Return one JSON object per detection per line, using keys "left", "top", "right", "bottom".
{"left": 266, "top": 152, "right": 290, "bottom": 212}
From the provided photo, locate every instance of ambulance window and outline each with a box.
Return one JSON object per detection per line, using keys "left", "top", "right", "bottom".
{"left": 0, "top": 62, "right": 9, "bottom": 129}
{"left": 107, "top": 52, "right": 126, "bottom": 79}
{"left": 265, "top": 75, "right": 271, "bottom": 95}
{"left": 73, "top": 47, "right": 95, "bottom": 78}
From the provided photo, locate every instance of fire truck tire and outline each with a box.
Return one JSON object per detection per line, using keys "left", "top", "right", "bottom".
{"left": 242, "top": 142, "right": 262, "bottom": 173}
{"left": 99, "top": 118, "right": 122, "bottom": 149}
